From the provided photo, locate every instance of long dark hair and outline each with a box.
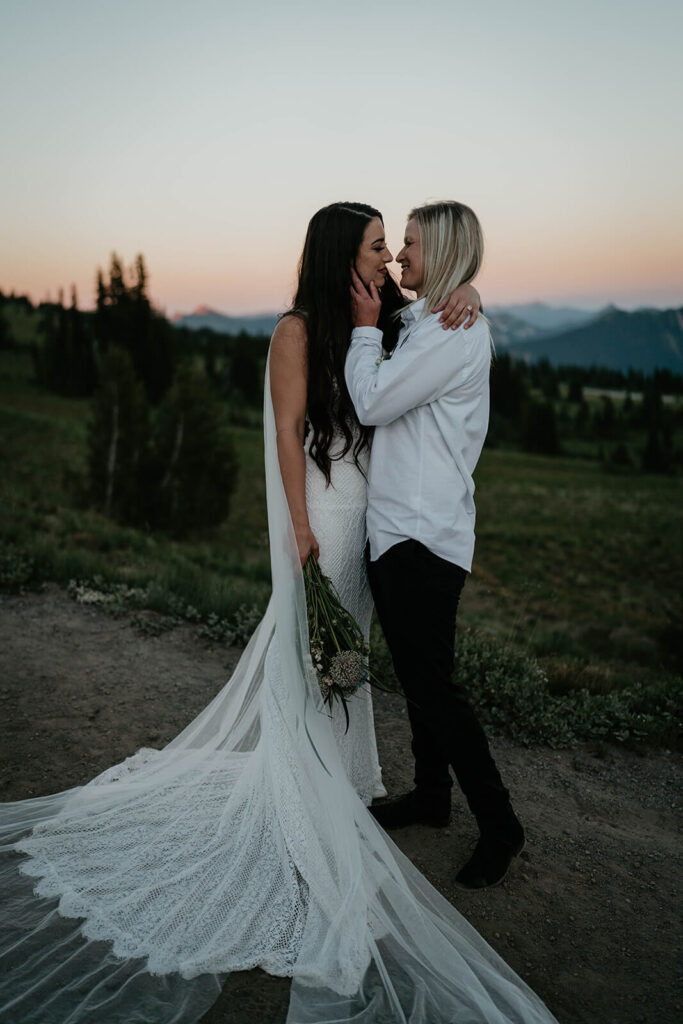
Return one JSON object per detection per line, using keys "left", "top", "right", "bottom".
{"left": 283, "top": 202, "right": 403, "bottom": 483}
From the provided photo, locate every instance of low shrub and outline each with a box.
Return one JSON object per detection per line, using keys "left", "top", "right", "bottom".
{"left": 66, "top": 575, "right": 266, "bottom": 650}
{"left": 455, "top": 629, "right": 682, "bottom": 749}
{"left": 455, "top": 631, "right": 575, "bottom": 747}
{"left": 0, "top": 544, "right": 38, "bottom": 592}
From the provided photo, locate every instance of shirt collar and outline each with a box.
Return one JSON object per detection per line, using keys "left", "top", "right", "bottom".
{"left": 401, "top": 297, "right": 427, "bottom": 326}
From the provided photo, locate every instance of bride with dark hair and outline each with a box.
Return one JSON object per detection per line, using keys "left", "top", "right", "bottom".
{"left": 0, "top": 202, "right": 557, "bottom": 1024}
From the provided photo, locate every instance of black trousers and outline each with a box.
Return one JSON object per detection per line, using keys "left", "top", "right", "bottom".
{"left": 367, "top": 539, "right": 514, "bottom": 835}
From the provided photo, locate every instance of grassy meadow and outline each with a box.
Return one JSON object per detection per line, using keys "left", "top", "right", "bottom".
{"left": 1, "top": 312, "right": 681, "bottom": 749}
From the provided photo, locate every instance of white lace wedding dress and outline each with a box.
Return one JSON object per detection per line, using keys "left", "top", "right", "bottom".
{"left": 0, "top": 358, "right": 559, "bottom": 1024}
{"left": 304, "top": 428, "right": 386, "bottom": 805}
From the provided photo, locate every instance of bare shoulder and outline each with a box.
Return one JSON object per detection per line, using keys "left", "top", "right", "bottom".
{"left": 270, "top": 314, "right": 308, "bottom": 367}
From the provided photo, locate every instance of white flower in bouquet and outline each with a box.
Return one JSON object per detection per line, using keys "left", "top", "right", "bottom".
{"left": 330, "top": 650, "right": 366, "bottom": 696}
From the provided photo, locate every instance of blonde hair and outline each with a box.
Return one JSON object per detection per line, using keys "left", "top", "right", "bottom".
{"left": 407, "top": 200, "right": 484, "bottom": 316}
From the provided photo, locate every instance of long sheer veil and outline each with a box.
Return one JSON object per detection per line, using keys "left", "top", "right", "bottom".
{"left": 0, "top": 356, "right": 559, "bottom": 1024}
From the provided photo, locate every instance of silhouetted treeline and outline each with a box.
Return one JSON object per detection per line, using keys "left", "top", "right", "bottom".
{"left": 33, "top": 287, "right": 97, "bottom": 396}
{"left": 172, "top": 324, "right": 268, "bottom": 407}
{"left": 3, "top": 286, "right": 682, "bottom": 477}
{"left": 26, "top": 256, "right": 177, "bottom": 402}
{"left": 94, "top": 255, "right": 175, "bottom": 403}
{"left": 87, "top": 349, "right": 238, "bottom": 535}
{"left": 489, "top": 354, "right": 683, "bottom": 473}
{"left": 1, "top": 275, "right": 268, "bottom": 409}
{"left": 0, "top": 306, "right": 12, "bottom": 351}
{"left": 0, "top": 289, "right": 32, "bottom": 313}
{"left": 1, "top": 265, "right": 243, "bottom": 535}
{"left": 554, "top": 363, "right": 683, "bottom": 397}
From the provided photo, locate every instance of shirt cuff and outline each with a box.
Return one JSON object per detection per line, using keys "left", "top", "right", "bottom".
{"left": 350, "top": 326, "right": 383, "bottom": 343}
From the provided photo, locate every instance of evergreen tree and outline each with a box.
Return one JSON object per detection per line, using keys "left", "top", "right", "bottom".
{"left": 641, "top": 423, "right": 674, "bottom": 474}
{"left": 87, "top": 348, "right": 150, "bottom": 522}
{"left": 109, "top": 254, "right": 127, "bottom": 307}
{"left": 149, "top": 368, "right": 239, "bottom": 535}
{"left": 94, "top": 253, "right": 174, "bottom": 403}
{"left": 593, "top": 396, "right": 617, "bottom": 439}
{"left": 490, "top": 354, "right": 528, "bottom": 420}
{"left": 67, "top": 286, "right": 97, "bottom": 395}
{"left": 574, "top": 399, "right": 591, "bottom": 438}
{"left": 532, "top": 359, "right": 559, "bottom": 401}
{"left": 230, "top": 334, "right": 261, "bottom": 405}
{"left": 0, "top": 309, "right": 12, "bottom": 351}
{"left": 521, "top": 400, "right": 561, "bottom": 455}
{"left": 639, "top": 382, "right": 664, "bottom": 429}
{"left": 568, "top": 376, "right": 583, "bottom": 404}
{"left": 34, "top": 290, "right": 96, "bottom": 397}
{"left": 34, "top": 301, "right": 67, "bottom": 392}
{"left": 203, "top": 334, "right": 219, "bottom": 384}
{"left": 132, "top": 253, "right": 147, "bottom": 302}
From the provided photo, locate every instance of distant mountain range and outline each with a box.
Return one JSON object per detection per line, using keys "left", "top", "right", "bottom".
{"left": 172, "top": 305, "right": 279, "bottom": 336}
{"left": 488, "top": 302, "right": 599, "bottom": 334}
{"left": 506, "top": 306, "right": 683, "bottom": 375}
{"left": 172, "top": 302, "right": 683, "bottom": 374}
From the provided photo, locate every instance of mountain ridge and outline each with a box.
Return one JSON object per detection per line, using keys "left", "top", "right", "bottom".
{"left": 507, "top": 306, "right": 683, "bottom": 374}
{"left": 172, "top": 303, "right": 683, "bottom": 374}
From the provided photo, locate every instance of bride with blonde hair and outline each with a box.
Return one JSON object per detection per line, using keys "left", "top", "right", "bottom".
{"left": 0, "top": 201, "right": 557, "bottom": 1024}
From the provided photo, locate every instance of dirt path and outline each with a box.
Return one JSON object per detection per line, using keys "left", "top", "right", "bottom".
{"left": 1, "top": 585, "right": 681, "bottom": 1024}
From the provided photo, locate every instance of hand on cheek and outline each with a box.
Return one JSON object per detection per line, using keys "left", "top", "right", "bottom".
{"left": 350, "top": 268, "right": 382, "bottom": 328}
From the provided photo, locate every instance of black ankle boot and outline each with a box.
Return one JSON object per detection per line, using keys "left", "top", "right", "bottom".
{"left": 370, "top": 790, "right": 451, "bottom": 830}
{"left": 456, "top": 815, "right": 526, "bottom": 889}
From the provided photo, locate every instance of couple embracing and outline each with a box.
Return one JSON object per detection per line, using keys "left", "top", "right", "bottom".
{"left": 272, "top": 199, "right": 524, "bottom": 889}
{"left": 0, "top": 201, "right": 557, "bottom": 1024}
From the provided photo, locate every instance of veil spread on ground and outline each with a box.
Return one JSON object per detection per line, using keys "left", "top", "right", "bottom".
{"left": 0, "top": 356, "right": 558, "bottom": 1024}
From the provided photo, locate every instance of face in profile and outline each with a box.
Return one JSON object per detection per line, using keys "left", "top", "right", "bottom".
{"left": 355, "top": 217, "right": 393, "bottom": 289}
{"left": 396, "top": 217, "right": 424, "bottom": 295}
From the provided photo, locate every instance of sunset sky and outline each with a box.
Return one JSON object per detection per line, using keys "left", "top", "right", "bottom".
{"left": 1, "top": 0, "right": 681, "bottom": 316}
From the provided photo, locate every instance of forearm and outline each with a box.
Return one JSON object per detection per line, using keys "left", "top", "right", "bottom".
{"left": 346, "top": 324, "right": 468, "bottom": 426}
{"left": 345, "top": 329, "right": 393, "bottom": 425}
{"left": 276, "top": 429, "right": 309, "bottom": 531}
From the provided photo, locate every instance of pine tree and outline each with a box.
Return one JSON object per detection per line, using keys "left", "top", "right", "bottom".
{"left": 641, "top": 423, "right": 674, "bottom": 474}
{"left": 34, "top": 301, "right": 67, "bottom": 392}
{"left": 593, "top": 396, "right": 617, "bottom": 440}
{"left": 490, "top": 354, "right": 528, "bottom": 420}
{"left": 94, "top": 253, "right": 174, "bottom": 404}
{"left": 34, "top": 289, "right": 97, "bottom": 397}
{"left": 68, "top": 285, "right": 97, "bottom": 395}
{"left": 522, "top": 400, "right": 561, "bottom": 455}
{"left": 568, "top": 376, "right": 583, "bottom": 404}
{"left": 149, "top": 368, "right": 239, "bottom": 535}
{"left": 87, "top": 349, "right": 150, "bottom": 522}
{"left": 230, "top": 334, "right": 261, "bottom": 405}
{"left": 0, "top": 309, "right": 12, "bottom": 351}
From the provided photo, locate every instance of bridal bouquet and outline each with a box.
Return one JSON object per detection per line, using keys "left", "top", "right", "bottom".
{"left": 303, "top": 555, "right": 370, "bottom": 729}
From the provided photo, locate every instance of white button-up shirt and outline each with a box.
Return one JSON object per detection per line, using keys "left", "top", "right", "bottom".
{"left": 344, "top": 299, "right": 491, "bottom": 572}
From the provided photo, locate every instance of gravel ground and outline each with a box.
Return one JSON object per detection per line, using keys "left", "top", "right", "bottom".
{"left": 1, "top": 584, "right": 681, "bottom": 1024}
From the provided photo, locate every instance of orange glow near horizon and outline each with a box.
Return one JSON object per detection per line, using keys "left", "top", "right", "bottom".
{"left": 3, "top": 228, "right": 682, "bottom": 316}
